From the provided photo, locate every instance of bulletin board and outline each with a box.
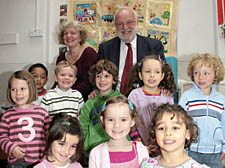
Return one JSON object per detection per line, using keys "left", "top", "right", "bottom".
{"left": 67, "top": 0, "right": 179, "bottom": 58}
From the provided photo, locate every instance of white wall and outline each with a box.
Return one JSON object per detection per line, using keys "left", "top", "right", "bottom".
{"left": 0, "top": 0, "right": 224, "bottom": 105}
{"left": 177, "top": 0, "right": 225, "bottom": 80}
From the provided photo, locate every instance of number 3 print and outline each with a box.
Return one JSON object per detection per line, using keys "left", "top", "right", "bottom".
{"left": 18, "top": 117, "right": 35, "bottom": 142}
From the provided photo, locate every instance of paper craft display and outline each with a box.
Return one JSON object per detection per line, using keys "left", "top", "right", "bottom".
{"left": 67, "top": 0, "right": 178, "bottom": 57}
{"left": 99, "top": 0, "right": 121, "bottom": 27}
{"left": 99, "top": 27, "right": 116, "bottom": 43}
{"left": 147, "top": 1, "right": 173, "bottom": 29}
{"left": 73, "top": 2, "right": 97, "bottom": 24}
{"left": 148, "top": 29, "right": 169, "bottom": 54}
{"left": 85, "top": 25, "right": 99, "bottom": 50}
{"left": 123, "top": 0, "right": 146, "bottom": 24}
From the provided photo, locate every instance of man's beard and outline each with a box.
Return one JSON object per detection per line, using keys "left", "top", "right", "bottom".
{"left": 117, "top": 27, "right": 138, "bottom": 43}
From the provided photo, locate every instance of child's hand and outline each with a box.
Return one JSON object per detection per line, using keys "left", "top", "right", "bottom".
{"left": 12, "top": 146, "right": 25, "bottom": 158}
{"left": 162, "top": 89, "right": 173, "bottom": 97}
{"left": 221, "top": 153, "right": 225, "bottom": 160}
{"left": 88, "top": 89, "right": 99, "bottom": 99}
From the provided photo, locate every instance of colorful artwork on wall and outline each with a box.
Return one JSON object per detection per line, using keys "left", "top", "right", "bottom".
{"left": 73, "top": 2, "right": 97, "bottom": 24}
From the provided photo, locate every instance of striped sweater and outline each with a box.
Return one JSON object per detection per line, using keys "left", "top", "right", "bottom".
{"left": 41, "top": 87, "right": 84, "bottom": 118}
{"left": 0, "top": 105, "right": 50, "bottom": 164}
{"left": 179, "top": 83, "right": 225, "bottom": 153}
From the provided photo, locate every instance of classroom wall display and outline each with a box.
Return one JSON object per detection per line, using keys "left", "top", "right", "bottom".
{"left": 67, "top": 0, "right": 178, "bottom": 58}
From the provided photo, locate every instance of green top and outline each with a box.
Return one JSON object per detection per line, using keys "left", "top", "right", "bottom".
{"left": 79, "top": 90, "right": 124, "bottom": 159}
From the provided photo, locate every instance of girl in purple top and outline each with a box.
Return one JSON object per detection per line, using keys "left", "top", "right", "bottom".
{"left": 34, "top": 113, "right": 83, "bottom": 168}
{"left": 128, "top": 55, "right": 176, "bottom": 146}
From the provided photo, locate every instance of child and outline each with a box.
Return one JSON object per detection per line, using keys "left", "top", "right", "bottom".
{"left": 141, "top": 104, "right": 209, "bottom": 168}
{"left": 89, "top": 96, "right": 149, "bottom": 168}
{"left": 34, "top": 113, "right": 83, "bottom": 168}
{"left": 0, "top": 70, "right": 50, "bottom": 168}
{"left": 28, "top": 63, "right": 48, "bottom": 105}
{"left": 128, "top": 55, "right": 176, "bottom": 145}
{"left": 41, "top": 60, "right": 84, "bottom": 118}
{"left": 179, "top": 53, "right": 225, "bottom": 167}
{"left": 79, "top": 59, "right": 124, "bottom": 163}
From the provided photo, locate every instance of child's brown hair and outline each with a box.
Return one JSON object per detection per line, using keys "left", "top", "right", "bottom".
{"left": 88, "top": 59, "right": 119, "bottom": 90}
{"left": 7, "top": 70, "right": 37, "bottom": 105}
{"left": 127, "top": 55, "right": 176, "bottom": 94}
{"left": 45, "top": 113, "right": 84, "bottom": 162}
{"left": 100, "top": 96, "right": 139, "bottom": 125}
{"left": 55, "top": 60, "right": 78, "bottom": 76}
{"left": 149, "top": 104, "right": 198, "bottom": 151}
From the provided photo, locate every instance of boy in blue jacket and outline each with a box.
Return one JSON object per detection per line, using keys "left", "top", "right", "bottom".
{"left": 179, "top": 53, "right": 225, "bottom": 168}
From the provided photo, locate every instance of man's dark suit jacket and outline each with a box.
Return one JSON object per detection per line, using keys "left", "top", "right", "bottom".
{"left": 98, "top": 34, "right": 165, "bottom": 68}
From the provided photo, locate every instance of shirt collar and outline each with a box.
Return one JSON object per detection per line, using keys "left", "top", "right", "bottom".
{"left": 121, "top": 35, "right": 137, "bottom": 49}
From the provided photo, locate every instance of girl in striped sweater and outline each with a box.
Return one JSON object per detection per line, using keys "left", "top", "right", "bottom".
{"left": 0, "top": 70, "right": 50, "bottom": 168}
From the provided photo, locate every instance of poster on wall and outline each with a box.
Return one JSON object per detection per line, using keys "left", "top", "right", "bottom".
{"left": 68, "top": 1, "right": 97, "bottom": 24}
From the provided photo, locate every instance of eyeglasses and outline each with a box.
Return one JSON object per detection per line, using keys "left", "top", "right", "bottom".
{"left": 115, "top": 20, "right": 136, "bottom": 27}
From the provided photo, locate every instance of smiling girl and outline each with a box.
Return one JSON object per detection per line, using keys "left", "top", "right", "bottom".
{"left": 0, "top": 70, "right": 50, "bottom": 168}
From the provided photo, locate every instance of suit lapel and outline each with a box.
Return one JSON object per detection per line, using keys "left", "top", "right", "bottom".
{"left": 136, "top": 34, "right": 144, "bottom": 62}
{"left": 112, "top": 37, "right": 121, "bottom": 68}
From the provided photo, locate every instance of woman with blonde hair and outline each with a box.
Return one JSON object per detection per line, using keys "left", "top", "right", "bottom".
{"left": 52, "top": 21, "right": 98, "bottom": 101}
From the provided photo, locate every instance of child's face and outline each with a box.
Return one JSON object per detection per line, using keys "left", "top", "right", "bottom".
{"left": 101, "top": 103, "right": 135, "bottom": 141}
{"left": 10, "top": 78, "right": 30, "bottom": 109}
{"left": 51, "top": 133, "right": 79, "bottom": 167}
{"left": 193, "top": 62, "right": 215, "bottom": 95}
{"left": 139, "top": 59, "right": 164, "bottom": 93}
{"left": 155, "top": 112, "right": 190, "bottom": 154}
{"left": 55, "top": 66, "right": 76, "bottom": 91}
{"left": 95, "top": 70, "right": 114, "bottom": 96}
{"left": 30, "top": 67, "right": 48, "bottom": 92}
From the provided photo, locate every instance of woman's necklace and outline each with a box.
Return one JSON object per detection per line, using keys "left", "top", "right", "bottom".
{"left": 66, "top": 46, "right": 84, "bottom": 64}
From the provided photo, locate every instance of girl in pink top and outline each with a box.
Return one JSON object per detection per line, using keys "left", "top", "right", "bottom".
{"left": 0, "top": 70, "right": 50, "bottom": 167}
{"left": 89, "top": 96, "right": 149, "bottom": 168}
{"left": 34, "top": 113, "right": 83, "bottom": 168}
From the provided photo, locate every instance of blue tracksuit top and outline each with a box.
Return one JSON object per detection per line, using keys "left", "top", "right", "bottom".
{"left": 179, "top": 82, "right": 225, "bottom": 154}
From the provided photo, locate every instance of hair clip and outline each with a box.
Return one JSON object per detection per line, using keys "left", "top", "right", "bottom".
{"left": 102, "top": 101, "right": 134, "bottom": 111}
{"left": 102, "top": 102, "right": 106, "bottom": 111}
{"left": 128, "top": 101, "right": 134, "bottom": 110}
{"left": 138, "top": 62, "right": 142, "bottom": 67}
{"left": 61, "top": 121, "right": 71, "bottom": 126}
{"left": 158, "top": 55, "right": 165, "bottom": 64}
